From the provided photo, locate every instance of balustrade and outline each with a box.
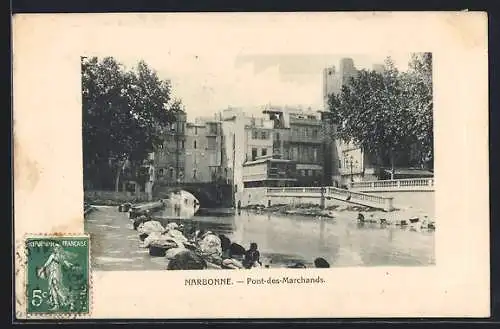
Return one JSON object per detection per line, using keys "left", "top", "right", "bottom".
{"left": 350, "top": 178, "right": 434, "bottom": 190}
{"left": 266, "top": 186, "right": 392, "bottom": 209}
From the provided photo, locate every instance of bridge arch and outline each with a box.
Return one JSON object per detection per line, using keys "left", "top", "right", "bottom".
{"left": 153, "top": 183, "right": 232, "bottom": 209}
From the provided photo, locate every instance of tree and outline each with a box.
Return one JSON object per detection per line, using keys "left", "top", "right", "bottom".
{"left": 404, "top": 53, "right": 433, "bottom": 169}
{"left": 328, "top": 54, "right": 433, "bottom": 179}
{"left": 82, "top": 56, "right": 181, "bottom": 191}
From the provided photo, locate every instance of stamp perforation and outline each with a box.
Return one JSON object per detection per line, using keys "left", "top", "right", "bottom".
{"left": 19, "top": 233, "right": 93, "bottom": 319}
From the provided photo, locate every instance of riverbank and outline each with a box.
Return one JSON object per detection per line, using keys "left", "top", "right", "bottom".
{"left": 241, "top": 203, "right": 380, "bottom": 218}
{"left": 241, "top": 202, "right": 435, "bottom": 229}
{"left": 85, "top": 197, "right": 148, "bottom": 206}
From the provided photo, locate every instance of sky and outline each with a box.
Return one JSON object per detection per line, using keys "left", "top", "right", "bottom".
{"left": 118, "top": 52, "right": 412, "bottom": 121}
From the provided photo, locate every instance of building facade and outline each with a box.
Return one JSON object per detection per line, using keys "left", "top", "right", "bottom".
{"left": 184, "top": 118, "right": 228, "bottom": 184}
{"left": 154, "top": 110, "right": 187, "bottom": 185}
{"left": 261, "top": 106, "right": 326, "bottom": 187}
{"left": 153, "top": 111, "right": 229, "bottom": 186}
{"left": 242, "top": 155, "right": 297, "bottom": 188}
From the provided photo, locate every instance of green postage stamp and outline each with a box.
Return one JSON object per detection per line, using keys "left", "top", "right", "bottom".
{"left": 25, "top": 235, "right": 90, "bottom": 316}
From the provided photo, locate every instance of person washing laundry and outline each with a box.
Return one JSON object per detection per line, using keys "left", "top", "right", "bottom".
{"left": 243, "top": 242, "right": 262, "bottom": 269}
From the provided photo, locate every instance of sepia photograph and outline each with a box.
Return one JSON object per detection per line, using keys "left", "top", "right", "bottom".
{"left": 82, "top": 52, "right": 435, "bottom": 271}
{"left": 13, "top": 12, "right": 488, "bottom": 318}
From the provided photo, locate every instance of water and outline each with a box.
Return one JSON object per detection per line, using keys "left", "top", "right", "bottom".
{"left": 84, "top": 206, "right": 435, "bottom": 271}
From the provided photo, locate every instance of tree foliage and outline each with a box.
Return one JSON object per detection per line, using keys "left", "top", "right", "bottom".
{"left": 328, "top": 53, "right": 433, "bottom": 174}
{"left": 82, "top": 56, "right": 181, "bottom": 190}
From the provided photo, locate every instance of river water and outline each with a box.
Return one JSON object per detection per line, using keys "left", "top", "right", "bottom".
{"left": 85, "top": 206, "right": 435, "bottom": 271}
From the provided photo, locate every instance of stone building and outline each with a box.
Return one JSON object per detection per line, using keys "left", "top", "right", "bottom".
{"left": 184, "top": 118, "right": 228, "bottom": 184}
{"left": 262, "top": 106, "right": 325, "bottom": 187}
{"left": 154, "top": 110, "right": 187, "bottom": 185}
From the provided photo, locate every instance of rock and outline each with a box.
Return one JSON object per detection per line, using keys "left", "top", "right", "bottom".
{"left": 318, "top": 210, "right": 335, "bottom": 218}
{"left": 314, "top": 257, "right": 330, "bottom": 268}
{"left": 165, "top": 247, "right": 188, "bottom": 260}
{"left": 337, "top": 205, "right": 348, "bottom": 212}
{"left": 219, "top": 234, "right": 231, "bottom": 252}
{"left": 167, "top": 250, "right": 207, "bottom": 270}
{"left": 229, "top": 243, "right": 246, "bottom": 256}
{"left": 149, "top": 245, "right": 167, "bottom": 257}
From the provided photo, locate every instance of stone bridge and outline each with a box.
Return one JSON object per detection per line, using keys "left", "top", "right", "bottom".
{"left": 153, "top": 182, "right": 233, "bottom": 209}
{"left": 266, "top": 186, "right": 395, "bottom": 211}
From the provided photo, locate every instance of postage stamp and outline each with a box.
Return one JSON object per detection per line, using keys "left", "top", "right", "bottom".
{"left": 24, "top": 235, "right": 90, "bottom": 316}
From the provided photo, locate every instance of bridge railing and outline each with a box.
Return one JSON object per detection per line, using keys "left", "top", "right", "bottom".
{"left": 326, "top": 187, "right": 392, "bottom": 208}
{"left": 266, "top": 186, "right": 394, "bottom": 211}
{"left": 349, "top": 178, "right": 434, "bottom": 191}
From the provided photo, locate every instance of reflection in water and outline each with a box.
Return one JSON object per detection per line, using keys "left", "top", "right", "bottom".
{"left": 85, "top": 207, "right": 435, "bottom": 271}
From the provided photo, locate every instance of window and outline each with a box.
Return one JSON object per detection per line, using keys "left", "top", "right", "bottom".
{"left": 261, "top": 148, "right": 267, "bottom": 157}
{"left": 169, "top": 168, "right": 174, "bottom": 179}
{"left": 312, "top": 129, "right": 318, "bottom": 138}
{"left": 252, "top": 131, "right": 258, "bottom": 139}
{"left": 300, "top": 169, "right": 306, "bottom": 176}
{"left": 195, "top": 127, "right": 198, "bottom": 135}
{"left": 209, "top": 123, "right": 218, "bottom": 135}
{"left": 194, "top": 140, "right": 197, "bottom": 149}
{"left": 261, "top": 131, "right": 267, "bottom": 139}
{"left": 304, "top": 128, "right": 309, "bottom": 138}
{"left": 158, "top": 169, "right": 164, "bottom": 176}
{"left": 308, "top": 169, "right": 313, "bottom": 176}
{"left": 193, "top": 169, "right": 197, "bottom": 179}
{"left": 181, "top": 140, "right": 185, "bottom": 149}
{"left": 313, "top": 148, "right": 318, "bottom": 162}
{"left": 291, "top": 147, "right": 299, "bottom": 161}
{"left": 224, "top": 168, "right": 228, "bottom": 177}
{"left": 251, "top": 148, "right": 258, "bottom": 161}
{"left": 338, "top": 160, "right": 342, "bottom": 168}
{"left": 207, "top": 137, "right": 217, "bottom": 150}
{"left": 275, "top": 132, "right": 280, "bottom": 140}
{"left": 158, "top": 144, "right": 164, "bottom": 149}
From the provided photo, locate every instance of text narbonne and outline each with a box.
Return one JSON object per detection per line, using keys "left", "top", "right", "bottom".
{"left": 184, "top": 276, "right": 326, "bottom": 287}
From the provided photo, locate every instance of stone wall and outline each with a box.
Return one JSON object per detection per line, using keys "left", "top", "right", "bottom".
{"left": 84, "top": 190, "right": 150, "bottom": 204}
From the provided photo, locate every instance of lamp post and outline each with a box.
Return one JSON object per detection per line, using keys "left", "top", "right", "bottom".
{"left": 318, "top": 110, "right": 333, "bottom": 210}
{"left": 345, "top": 155, "right": 358, "bottom": 184}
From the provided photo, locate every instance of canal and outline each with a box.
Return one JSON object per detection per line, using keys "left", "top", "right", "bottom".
{"left": 85, "top": 206, "right": 435, "bottom": 271}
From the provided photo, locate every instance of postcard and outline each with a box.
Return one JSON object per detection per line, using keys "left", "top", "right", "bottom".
{"left": 13, "top": 12, "right": 489, "bottom": 319}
